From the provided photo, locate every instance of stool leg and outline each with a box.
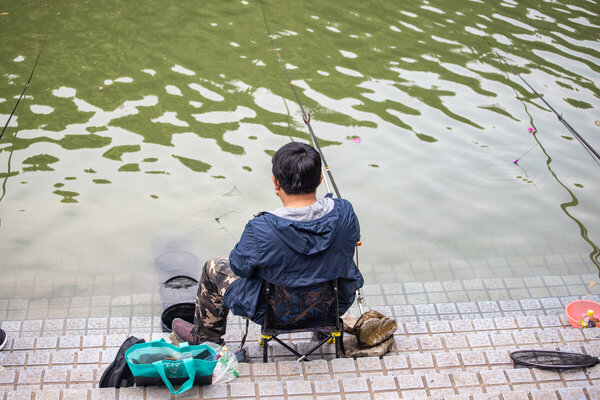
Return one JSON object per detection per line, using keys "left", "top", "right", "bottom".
{"left": 263, "top": 338, "right": 268, "bottom": 362}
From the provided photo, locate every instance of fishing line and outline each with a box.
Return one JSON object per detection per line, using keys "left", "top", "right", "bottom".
{"left": 489, "top": 42, "right": 600, "bottom": 269}
{"left": 0, "top": 50, "right": 42, "bottom": 141}
{"left": 486, "top": 40, "right": 600, "bottom": 167}
{"left": 260, "top": 5, "right": 340, "bottom": 198}
{"left": 260, "top": 3, "right": 365, "bottom": 314}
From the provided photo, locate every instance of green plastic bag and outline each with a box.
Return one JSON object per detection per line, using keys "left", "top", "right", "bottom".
{"left": 125, "top": 338, "right": 217, "bottom": 394}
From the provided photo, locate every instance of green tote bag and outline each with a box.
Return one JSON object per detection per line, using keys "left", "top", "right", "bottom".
{"left": 125, "top": 338, "right": 218, "bottom": 394}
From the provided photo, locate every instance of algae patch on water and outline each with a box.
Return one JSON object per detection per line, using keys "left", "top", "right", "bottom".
{"left": 53, "top": 190, "right": 80, "bottom": 203}
{"left": 22, "top": 154, "right": 59, "bottom": 171}
{"left": 103, "top": 145, "right": 141, "bottom": 161}
{"left": 172, "top": 155, "right": 211, "bottom": 173}
{"left": 118, "top": 163, "right": 140, "bottom": 172}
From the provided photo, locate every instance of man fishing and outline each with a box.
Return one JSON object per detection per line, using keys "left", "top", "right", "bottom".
{"left": 171, "top": 141, "right": 364, "bottom": 344}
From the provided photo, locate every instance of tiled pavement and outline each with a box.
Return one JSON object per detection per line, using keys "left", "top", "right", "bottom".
{"left": 1, "top": 314, "right": 600, "bottom": 399}
{"left": 1, "top": 264, "right": 599, "bottom": 398}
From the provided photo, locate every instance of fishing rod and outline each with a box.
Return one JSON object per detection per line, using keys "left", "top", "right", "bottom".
{"left": 261, "top": 6, "right": 365, "bottom": 314}
{"left": 487, "top": 44, "right": 600, "bottom": 167}
{"left": 261, "top": 9, "right": 340, "bottom": 199}
{"left": 0, "top": 50, "right": 42, "bottom": 141}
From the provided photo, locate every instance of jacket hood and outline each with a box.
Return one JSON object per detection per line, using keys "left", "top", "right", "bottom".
{"left": 262, "top": 204, "right": 342, "bottom": 255}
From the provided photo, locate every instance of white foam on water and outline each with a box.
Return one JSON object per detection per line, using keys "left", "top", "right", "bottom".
{"left": 142, "top": 69, "right": 156, "bottom": 76}
{"left": 0, "top": 98, "right": 5, "bottom": 103}
{"left": 390, "top": 25, "right": 401, "bottom": 32}
{"left": 30, "top": 105, "right": 54, "bottom": 114}
{"left": 317, "top": 70, "right": 330, "bottom": 76}
{"left": 230, "top": 42, "right": 240, "bottom": 47}
{"left": 115, "top": 77, "right": 133, "bottom": 83}
{"left": 171, "top": 64, "right": 196, "bottom": 76}
{"left": 189, "top": 101, "right": 203, "bottom": 108}
{"left": 103, "top": 79, "right": 114, "bottom": 85}
{"left": 13, "top": 55, "right": 24, "bottom": 62}
{"left": 326, "top": 26, "right": 341, "bottom": 33}
{"left": 285, "top": 63, "right": 298, "bottom": 70}
{"left": 253, "top": 59, "right": 266, "bottom": 67}
{"left": 165, "top": 85, "right": 183, "bottom": 96}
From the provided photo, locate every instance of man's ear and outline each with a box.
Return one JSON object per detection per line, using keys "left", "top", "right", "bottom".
{"left": 319, "top": 174, "right": 323, "bottom": 185}
{"left": 272, "top": 176, "right": 280, "bottom": 190}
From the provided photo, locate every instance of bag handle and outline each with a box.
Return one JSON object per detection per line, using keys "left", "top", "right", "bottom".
{"left": 152, "top": 357, "right": 196, "bottom": 395}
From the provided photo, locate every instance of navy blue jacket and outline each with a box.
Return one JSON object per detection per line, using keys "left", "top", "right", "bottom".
{"left": 222, "top": 198, "right": 364, "bottom": 324}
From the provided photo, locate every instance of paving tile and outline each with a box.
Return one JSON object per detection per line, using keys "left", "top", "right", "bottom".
{"left": 494, "top": 317, "right": 518, "bottom": 330}
{"left": 70, "top": 368, "right": 94, "bottom": 383}
{"left": 252, "top": 362, "right": 277, "bottom": 376}
{"left": 3, "top": 351, "right": 26, "bottom": 367}
{"left": 373, "top": 392, "right": 401, "bottom": 400}
{"left": 35, "top": 388, "right": 62, "bottom": 400}
{"left": 396, "top": 374, "right": 425, "bottom": 389}
{"left": 435, "top": 353, "right": 460, "bottom": 368}
{"left": 330, "top": 357, "right": 356, "bottom": 373}
{"left": 52, "top": 350, "right": 76, "bottom": 364}
{"left": 286, "top": 380, "right": 313, "bottom": 395}
{"left": 62, "top": 388, "right": 90, "bottom": 400}
{"left": 370, "top": 376, "right": 396, "bottom": 391}
{"left": 395, "top": 337, "right": 418, "bottom": 352}
{"left": 383, "top": 355, "right": 408, "bottom": 370}
{"left": 506, "top": 368, "right": 534, "bottom": 384}
{"left": 278, "top": 360, "right": 303, "bottom": 375}
{"left": 428, "top": 321, "right": 451, "bottom": 334}
{"left": 452, "top": 371, "right": 479, "bottom": 386}
{"left": 303, "top": 359, "right": 329, "bottom": 374}
{"left": 257, "top": 380, "right": 284, "bottom": 396}
{"left": 490, "top": 332, "right": 514, "bottom": 346}
{"left": 357, "top": 357, "right": 382, "bottom": 372}
{"left": 529, "top": 389, "right": 560, "bottom": 400}
{"left": 409, "top": 354, "right": 434, "bottom": 369}
{"left": 477, "top": 302, "right": 500, "bottom": 313}
{"left": 230, "top": 381, "right": 256, "bottom": 397}
{"left": 556, "top": 387, "right": 587, "bottom": 400}
{"left": 444, "top": 335, "right": 468, "bottom": 349}
{"left": 341, "top": 377, "right": 369, "bottom": 392}
{"left": 44, "top": 368, "right": 68, "bottom": 384}
{"left": 6, "top": 388, "right": 33, "bottom": 400}
{"left": 314, "top": 379, "right": 340, "bottom": 394}
{"left": 419, "top": 335, "right": 443, "bottom": 351}
{"left": 423, "top": 372, "right": 452, "bottom": 388}
{"left": 200, "top": 383, "right": 228, "bottom": 399}
{"left": 479, "top": 370, "right": 507, "bottom": 385}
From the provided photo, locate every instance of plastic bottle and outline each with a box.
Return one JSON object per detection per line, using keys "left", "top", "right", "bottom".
{"left": 579, "top": 310, "right": 599, "bottom": 329}
{"left": 212, "top": 345, "right": 239, "bottom": 383}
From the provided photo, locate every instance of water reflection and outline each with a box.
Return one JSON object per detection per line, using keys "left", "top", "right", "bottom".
{"left": 0, "top": 0, "right": 599, "bottom": 283}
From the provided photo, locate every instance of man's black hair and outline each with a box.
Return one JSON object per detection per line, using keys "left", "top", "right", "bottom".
{"left": 272, "top": 142, "right": 321, "bottom": 194}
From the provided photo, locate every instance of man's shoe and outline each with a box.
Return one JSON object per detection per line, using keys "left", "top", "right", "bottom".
{"left": 170, "top": 318, "right": 198, "bottom": 345}
{"left": 0, "top": 328, "right": 7, "bottom": 351}
{"left": 170, "top": 318, "right": 225, "bottom": 346}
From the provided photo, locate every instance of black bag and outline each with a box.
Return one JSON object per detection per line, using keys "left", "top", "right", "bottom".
{"left": 99, "top": 336, "right": 146, "bottom": 388}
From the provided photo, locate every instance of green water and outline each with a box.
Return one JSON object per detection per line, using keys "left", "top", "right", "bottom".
{"left": 1, "top": 0, "right": 599, "bottom": 292}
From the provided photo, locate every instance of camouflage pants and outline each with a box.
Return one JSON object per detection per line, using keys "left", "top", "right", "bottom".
{"left": 192, "top": 257, "right": 239, "bottom": 342}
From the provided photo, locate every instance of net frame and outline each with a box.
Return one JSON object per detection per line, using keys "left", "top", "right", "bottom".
{"left": 510, "top": 350, "right": 599, "bottom": 370}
